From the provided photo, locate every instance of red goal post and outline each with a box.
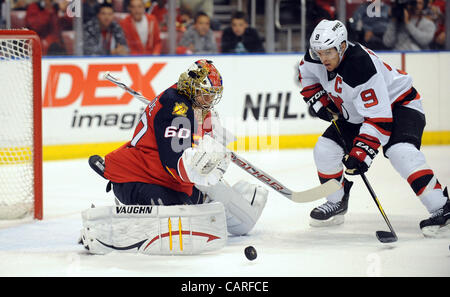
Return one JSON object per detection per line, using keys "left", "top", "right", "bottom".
{"left": 0, "top": 29, "right": 42, "bottom": 220}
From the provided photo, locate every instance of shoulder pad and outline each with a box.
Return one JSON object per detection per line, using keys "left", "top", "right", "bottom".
{"left": 337, "top": 44, "right": 377, "bottom": 88}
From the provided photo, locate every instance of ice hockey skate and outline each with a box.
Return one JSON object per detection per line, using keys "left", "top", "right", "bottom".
{"left": 310, "top": 180, "right": 353, "bottom": 227}
{"left": 420, "top": 187, "right": 450, "bottom": 238}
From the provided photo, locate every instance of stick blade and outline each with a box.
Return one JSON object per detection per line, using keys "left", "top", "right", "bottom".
{"left": 376, "top": 231, "right": 398, "bottom": 243}
{"left": 291, "top": 179, "right": 342, "bottom": 203}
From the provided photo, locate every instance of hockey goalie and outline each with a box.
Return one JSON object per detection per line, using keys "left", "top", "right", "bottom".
{"left": 80, "top": 60, "right": 268, "bottom": 255}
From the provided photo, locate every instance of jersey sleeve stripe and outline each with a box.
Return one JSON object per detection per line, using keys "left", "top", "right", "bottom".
{"left": 392, "top": 87, "right": 420, "bottom": 107}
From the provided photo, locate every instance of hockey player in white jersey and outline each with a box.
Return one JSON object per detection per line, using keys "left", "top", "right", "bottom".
{"left": 298, "top": 19, "right": 449, "bottom": 237}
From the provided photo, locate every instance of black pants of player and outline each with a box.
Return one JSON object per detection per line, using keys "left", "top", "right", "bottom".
{"left": 322, "top": 105, "right": 426, "bottom": 157}
{"left": 109, "top": 182, "right": 205, "bottom": 206}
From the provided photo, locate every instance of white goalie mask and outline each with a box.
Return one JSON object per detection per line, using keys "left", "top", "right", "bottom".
{"left": 309, "top": 19, "right": 348, "bottom": 62}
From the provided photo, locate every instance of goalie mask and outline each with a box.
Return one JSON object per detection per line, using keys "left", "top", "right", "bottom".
{"left": 177, "top": 59, "right": 224, "bottom": 110}
{"left": 309, "top": 19, "right": 348, "bottom": 62}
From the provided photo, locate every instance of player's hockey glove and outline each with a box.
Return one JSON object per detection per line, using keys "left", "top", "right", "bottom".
{"left": 179, "top": 135, "right": 231, "bottom": 187}
{"left": 343, "top": 134, "right": 380, "bottom": 175}
{"left": 301, "top": 84, "right": 339, "bottom": 122}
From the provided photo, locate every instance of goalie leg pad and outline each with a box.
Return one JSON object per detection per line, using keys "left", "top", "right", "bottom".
{"left": 80, "top": 202, "right": 227, "bottom": 255}
{"left": 198, "top": 180, "right": 268, "bottom": 236}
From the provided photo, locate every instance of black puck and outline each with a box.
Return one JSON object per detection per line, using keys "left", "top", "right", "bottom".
{"left": 244, "top": 246, "right": 257, "bottom": 261}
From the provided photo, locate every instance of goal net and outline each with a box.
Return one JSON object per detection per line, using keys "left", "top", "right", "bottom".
{"left": 0, "top": 29, "right": 42, "bottom": 220}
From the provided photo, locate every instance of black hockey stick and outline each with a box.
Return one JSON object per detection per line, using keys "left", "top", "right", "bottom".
{"left": 103, "top": 72, "right": 341, "bottom": 203}
{"left": 331, "top": 119, "right": 398, "bottom": 243}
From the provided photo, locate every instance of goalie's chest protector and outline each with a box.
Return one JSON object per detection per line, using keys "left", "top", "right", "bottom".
{"left": 104, "top": 85, "right": 213, "bottom": 197}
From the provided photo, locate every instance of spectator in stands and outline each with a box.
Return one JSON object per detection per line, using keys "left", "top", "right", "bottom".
{"left": 57, "top": 0, "right": 74, "bottom": 31}
{"left": 179, "top": 0, "right": 213, "bottom": 18}
{"left": 178, "top": 11, "right": 217, "bottom": 54}
{"left": 123, "top": 0, "right": 152, "bottom": 12}
{"left": 426, "top": 0, "right": 446, "bottom": 49}
{"left": 83, "top": 1, "right": 128, "bottom": 55}
{"left": 83, "top": 0, "right": 100, "bottom": 24}
{"left": 221, "top": 11, "right": 264, "bottom": 54}
{"left": 178, "top": 0, "right": 220, "bottom": 30}
{"left": 12, "top": 0, "right": 34, "bottom": 10}
{"left": 148, "top": 0, "right": 167, "bottom": 28}
{"left": 25, "top": 0, "right": 65, "bottom": 55}
{"left": 176, "top": 4, "right": 193, "bottom": 32}
{"left": 383, "top": 0, "right": 436, "bottom": 50}
{"left": 348, "top": 0, "right": 390, "bottom": 50}
{"left": 315, "top": 0, "right": 335, "bottom": 19}
{"left": 120, "top": 0, "right": 161, "bottom": 55}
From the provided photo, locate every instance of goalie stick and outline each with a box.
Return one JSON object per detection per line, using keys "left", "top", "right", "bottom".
{"left": 229, "top": 152, "right": 341, "bottom": 203}
{"left": 103, "top": 72, "right": 341, "bottom": 203}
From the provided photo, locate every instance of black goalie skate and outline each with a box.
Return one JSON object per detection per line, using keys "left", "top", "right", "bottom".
{"left": 310, "top": 179, "right": 353, "bottom": 227}
{"left": 419, "top": 187, "right": 450, "bottom": 238}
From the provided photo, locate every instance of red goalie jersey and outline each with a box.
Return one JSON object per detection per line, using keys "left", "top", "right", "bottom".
{"left": 103, "top": 84, "right": 212, "bottom": 197}
{"left": 298, "top": 42, "right": 423, "bottom": 146}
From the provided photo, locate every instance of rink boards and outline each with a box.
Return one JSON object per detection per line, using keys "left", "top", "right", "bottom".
{"left": 41, "top": 52, "right": 450, "bottom": 160}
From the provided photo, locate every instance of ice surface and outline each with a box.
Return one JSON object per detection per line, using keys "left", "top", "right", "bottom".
{"left": 0, "top": 146, "right": 449, "bottom": 277}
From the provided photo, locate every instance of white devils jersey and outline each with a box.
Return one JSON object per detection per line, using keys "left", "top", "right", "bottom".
{"left": 298, "top": 42, "right": 423, "bottom": 146}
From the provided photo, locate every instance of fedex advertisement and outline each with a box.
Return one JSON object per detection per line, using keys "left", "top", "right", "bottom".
{"left": 41, "top": 53, "right": 449, "bottom": 159}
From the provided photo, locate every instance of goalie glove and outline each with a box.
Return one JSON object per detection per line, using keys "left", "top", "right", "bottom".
{"left": 343, "top": 134, "right": 380, "bottom": 175}
{"left": 301, "top": 84, "right": 339, "bottom": 121}
{"left": 178, "top": 135, "right": 231, "bottom": 187}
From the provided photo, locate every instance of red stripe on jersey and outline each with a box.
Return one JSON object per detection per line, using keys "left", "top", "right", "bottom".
{"left": 365, "top": 117, "right": 393, "bottom": 123}
{"left": 364, "top": 118, "right": 392, "bottom": 136}
{"left": 407, "top": 169, "right": 434, "bottom": 185}
{"left": 402, "top": 92, "right": 420, "bottom": 105}
{"left": 393, "top": 88, "right": 412, "bottom": 104}
{"left": 298, "top": 60, "right": 305, "bottom": 81}
{"left": 302, "top": 83, "right": 321, "bottom": 91}
{"left": 392, "top": 88, "right": 420, "bottom": 107}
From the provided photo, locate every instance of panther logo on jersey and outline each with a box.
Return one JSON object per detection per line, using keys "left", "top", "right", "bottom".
{"left": 172, "top": 102, "right": 188, "bottom": 117}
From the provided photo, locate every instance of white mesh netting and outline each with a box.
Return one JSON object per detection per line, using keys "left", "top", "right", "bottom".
{"left": 0, "top": 37, "right": 35, "bottom": 219}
